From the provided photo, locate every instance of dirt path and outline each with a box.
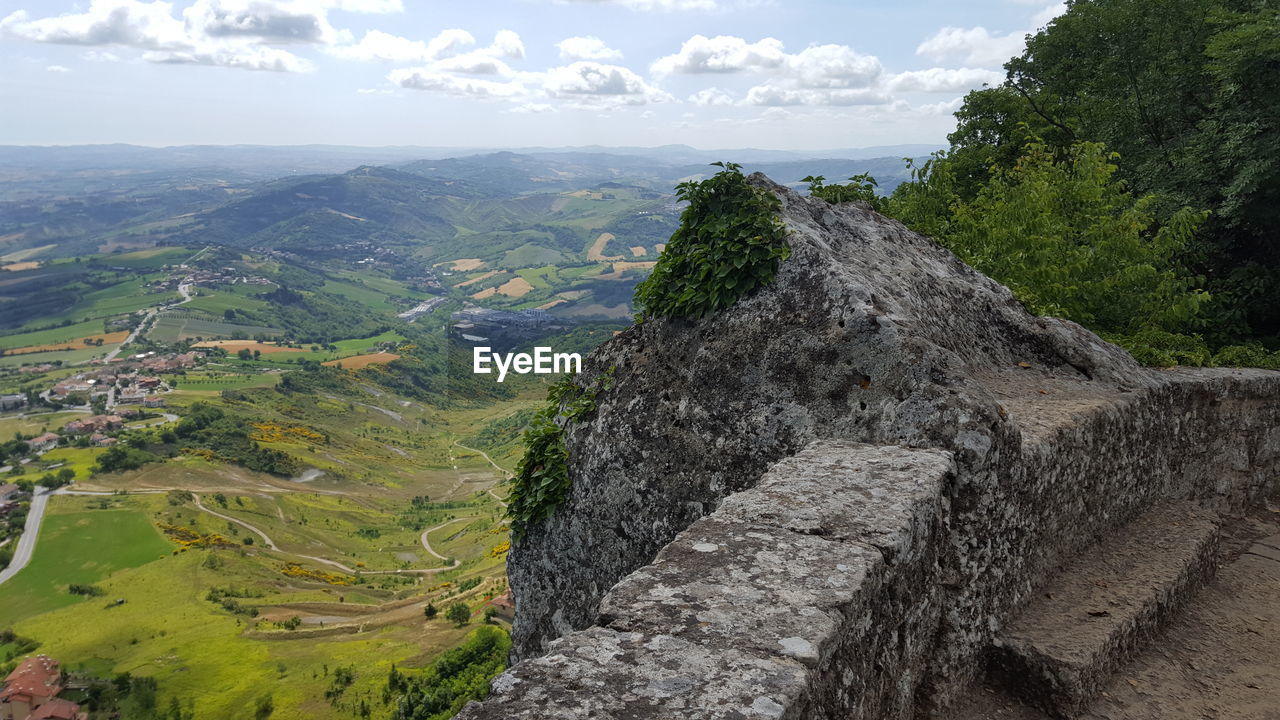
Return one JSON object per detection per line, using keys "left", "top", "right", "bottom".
{"left": 452, "top": 439, "right": 511, "bottom": 509}
{"left": 420, "top": 517, "right": 473, "bottom": 563}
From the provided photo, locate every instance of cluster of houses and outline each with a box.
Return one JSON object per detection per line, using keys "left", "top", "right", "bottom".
{"left": 26, "top": 409, "right": 156, "bottom": 455}
{"left": 153, "top": 266, "right": 271, "bottom": 291}
{"left": 0, "top": 656, "right": 87, "bottom": 720}
{"left": 48, "top": 352, "right": 196, "bottom": 403}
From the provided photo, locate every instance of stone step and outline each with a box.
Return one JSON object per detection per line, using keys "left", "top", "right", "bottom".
{"left": 987, "top": 501, "right": 1220, "bottom": 719}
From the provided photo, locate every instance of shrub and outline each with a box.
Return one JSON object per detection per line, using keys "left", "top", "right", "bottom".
{"left": 634, "top": 162, "right": 789, "bottom": 320}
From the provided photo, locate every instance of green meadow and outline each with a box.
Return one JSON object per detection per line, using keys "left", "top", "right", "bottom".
{"left": 0, "top": 497, "right": 173, "bottom": 624}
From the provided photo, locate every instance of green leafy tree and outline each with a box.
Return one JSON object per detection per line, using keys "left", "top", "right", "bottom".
{"left": 423, "top": 602, "right": 438, "bottom": 620}
{"left": 949, "top": 0, "right": 1280, "bottom": 339}
{"left": 445, "top": 601, "right": 470, "bottom": 626}
{"left": 914, "top": 142, "right": 1208, "bottom": 335}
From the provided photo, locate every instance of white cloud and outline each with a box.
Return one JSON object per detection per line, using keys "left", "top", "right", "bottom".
{"left": 556, "top": 35, "right": 621, "bottom": 62}
{"left": 744, "top": 83, "right": 888, "bottom": 107}
{"left": 345, "top": 28, "right": 471, "bottom": 62}
{"left": 388, "top": 68, "right": 526, "bottom": 98}
{"left": 326, "top": 0, "right": 403, "bottom": 12}
{"left": 658, "top": 35, "right": 885, "bottom": 107}
{"left": 916, "top": 96, "right": 965, "bottom": 115}
{"left": 651, "top": 34, "right": 785, "bottom": 74}
{"left": 0, "top": 0, "right": 360, "bottom": 72}
{"left": 914, "top": 26, "right": 1024, "bottom": 68}
{"left": 915, "top": 2, "right": 1065, "bottom": 67}
{"left": 356, "top": 86, "right": 392, "bottom": 94}
{"left": 432, "top": 51, "right": 514, "bottom": 76}
{"left": 144, "top": 45, "right": 310, "bottom": 71}
{"left": 509, "top": 102, "right": 555, "bottom": 114}
{"left": 688, "top": 87, "right": 734, "bottom": 106}
{"left": 1, "top": 1, "right": 189, "bottom": 50}
{"left": 183, "top": 0, "right": 341, "bottom": 45}
{"left": 887, "top": 67, "right": 1002, "bottom": 93}
{"left": 787, "top": 44, "right": 881, "bottom": 88}
{"left": 330, "top": 28, "right": 521, "bottom": 65}
{"left": 554, "top": 0, "right": 717, "bottom": 11}
{"left": 46, "top": 64, "right": 71, "bottom": 72}
{"left": 543, "top": 61, "right": 672, "bottom": 105}
{"left": 83, "top": 49, "right": 121, "bottom": 61}
{"left": 489, "top": 29, "right": 524, "bottom": 60}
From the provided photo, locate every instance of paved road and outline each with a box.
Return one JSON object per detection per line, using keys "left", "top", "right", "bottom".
{"left": 0, "top": 488, "right": 54, "bottom": 586}
{"left": 103, "top": 281, "right": 193, "bottom": 362}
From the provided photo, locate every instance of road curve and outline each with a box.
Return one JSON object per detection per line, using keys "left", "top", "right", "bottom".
{"left": 0, "top": 482, "right": 470, "bottom": 587}
{"left": 452, "top": 440, "right": 511, "bottom": 509}
{"left": 0, "top": 488, "right": 54, "bottom": 586}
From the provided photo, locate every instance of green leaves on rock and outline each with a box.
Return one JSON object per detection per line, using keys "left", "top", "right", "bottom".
{"left": 634, "top": 162, "right": 790, "bottom": 321}
{"left": 505, "top": 375, "right": 603, "bottom": 541}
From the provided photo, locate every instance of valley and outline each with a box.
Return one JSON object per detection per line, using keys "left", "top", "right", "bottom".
{"left": 0, "top": 145, "right": 927, "bottom": 720}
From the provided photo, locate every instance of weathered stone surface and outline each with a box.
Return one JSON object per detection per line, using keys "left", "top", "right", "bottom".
{"left": 989, "top": 502, "right": 1220, "bottom": 718}
{"left": 509, "top": 176, "right": 1144, "bottom": 661}
{"left": 482, "top": 175, "right": 1280, "bottom": 719}
{"left": 463, "top": 441, "right": 955, "bottom": 720}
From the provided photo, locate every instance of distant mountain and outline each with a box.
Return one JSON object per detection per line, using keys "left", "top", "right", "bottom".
{"left": 181, "top": 166, "right": 457, "bottom": 250}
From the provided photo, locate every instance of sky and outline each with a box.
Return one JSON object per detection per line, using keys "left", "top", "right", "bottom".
{"left": 0, "top": 0, "right": 1064, "bottom": 150}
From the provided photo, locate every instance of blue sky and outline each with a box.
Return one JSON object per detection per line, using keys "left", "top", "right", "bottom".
{"left": 0, "top": 0, "right": 1063, "bottom": 149}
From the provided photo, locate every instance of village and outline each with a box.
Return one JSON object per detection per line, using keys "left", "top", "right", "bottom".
{"left": 0, "top": 350, "right": 198, "bottom": 475}
{"left": 0, "top": 655, "right": 87, "bottom": 720}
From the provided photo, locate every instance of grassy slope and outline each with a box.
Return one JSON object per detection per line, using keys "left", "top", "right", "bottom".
{"left": 0, "top": 496, "right": 173, "bottom": 623}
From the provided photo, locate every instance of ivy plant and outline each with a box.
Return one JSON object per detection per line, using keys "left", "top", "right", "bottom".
{"left": 634, "top": 162, "right": 790, "bottom": 320}
{"left": 505, "top": 370, "right": 612, "bottom": 541}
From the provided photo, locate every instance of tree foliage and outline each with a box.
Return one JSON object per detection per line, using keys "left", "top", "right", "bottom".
{"left": 950, "top": 0, "right": 1280, "bottom": 340}
{"left": 392, "top": 626, "right": 510, "bottom": 720}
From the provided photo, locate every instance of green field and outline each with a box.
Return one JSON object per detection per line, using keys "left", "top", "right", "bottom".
{"left": 182, "top": 287, "right": 274, "bottom": 317}
{"left": 150, "top": 313, "right": 283, "bottom": 343}
{"left": 0, "top": 497, "right": 173, "bottom": 623}
{"left": 101, "top": 247, "right": 193, "bottom": 269}
{"left": 0, "top": 343, "right": 118, "bottom": 369}
{"left": 33, "top": 446, "right": 105, "bottom": 479}
{"left": 173, "top": 372, "right": 282, "bottom": 392}
{"left": 0, "top": 319, "right": 106, "bottom": 350}
{"left": 43, "top": 277, "right": 176, "bottom": 326}
{"left": 0, "top": 411, "right": 86, "bottom": 438}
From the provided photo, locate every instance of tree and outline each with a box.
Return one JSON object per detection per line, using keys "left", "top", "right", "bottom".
{"left": 423, "top": 602, "right": 438, "bottom": 620}
{"left": 237, "top": 348, "right": 252, "bottom": 360}
{"left": 445, "top": 601, "right": 470, "bottom": 626}
{"left": 57, "top": 468, "right": 75, "bottom": 483}
{"left": 254, "top": 694, "right": 274, "bottom": 720}
{"left": 949, "top": 0, "right": 1280, "bottom": 340}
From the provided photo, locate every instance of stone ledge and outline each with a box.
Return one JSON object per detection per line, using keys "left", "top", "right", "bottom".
{"left": 459, "top": 441, "right": 955, "bottom": 719}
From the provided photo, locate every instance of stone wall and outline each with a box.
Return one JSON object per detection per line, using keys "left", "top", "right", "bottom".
{"left": 459, "top": 369, "right": 1279, "bottom": 718}
{"left": 460, "top": 176, "right": 1280, "bottom": 718}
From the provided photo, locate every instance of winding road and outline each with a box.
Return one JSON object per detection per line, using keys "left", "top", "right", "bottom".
{"left": 0, "top": 485, "right": 465, "bottom": 587}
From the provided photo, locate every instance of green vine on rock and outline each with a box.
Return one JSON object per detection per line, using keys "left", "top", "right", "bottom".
{"left": 505, "top": 370, "right": 613, "bottom": 541}
{"left": 634, "top": 162, "right": 790, "bottom": 320}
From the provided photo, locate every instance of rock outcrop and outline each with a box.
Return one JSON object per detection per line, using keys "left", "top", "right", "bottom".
{"left": 507, "top": 175, "right": 1145, "bottom": 660}
{"left": 471, "top": 174, "right": 1280, "bottom": 718}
